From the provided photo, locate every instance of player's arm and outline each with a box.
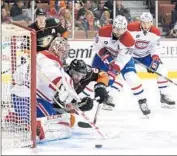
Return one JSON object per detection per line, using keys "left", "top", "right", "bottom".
{"left": 52, "top": 18, "right": 69, "bottom": 39}
{"left": 87, "top": 66, "right": 109, "bottom": 104}
{"left": 148, "top": 28, "right": 161, "bottom": 72}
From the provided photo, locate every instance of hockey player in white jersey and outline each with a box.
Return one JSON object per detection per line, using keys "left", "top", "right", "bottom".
{"left": 127, "top": 12, "right": 175, "bottom": 107}
{"left": 91, "top": 15, "right": 151, "bottom": 115}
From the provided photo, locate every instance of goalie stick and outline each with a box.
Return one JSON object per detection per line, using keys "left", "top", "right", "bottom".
{"left": 37, "top": 65, "right": 106, "bottom": 139}
{"left": 134, "top": 58, "right": 177, "bottom": 87}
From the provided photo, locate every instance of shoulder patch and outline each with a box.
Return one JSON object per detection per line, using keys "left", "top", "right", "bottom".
{"left": 120, "top": 31, "right": 135, "bottom": 47}
{"left": 95, "top": 35, "right": 99, "bottom": 43}
{"left": 150, "top": 26, "right": 161, "bottom": 36}
{"left": 54, "top": 18, "right": 60, "bottom": 24}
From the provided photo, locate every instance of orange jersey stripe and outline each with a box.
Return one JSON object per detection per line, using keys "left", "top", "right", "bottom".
{"left": 96, "top": 72, "right": 109, "bottom": 86}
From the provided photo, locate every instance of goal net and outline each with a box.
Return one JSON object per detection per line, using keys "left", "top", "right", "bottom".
{"left": 1, "top": 24, "right": 36, "bottom": 149}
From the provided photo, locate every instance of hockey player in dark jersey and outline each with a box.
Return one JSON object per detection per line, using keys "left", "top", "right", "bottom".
{"left": 64, "top": 59, "right": 115, "bottom": 111}
{"left": 28, "top": 8, "right": 68, "bottom": 52}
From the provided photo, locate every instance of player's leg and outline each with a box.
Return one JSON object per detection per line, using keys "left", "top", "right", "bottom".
{"left": 121, "top": 58, "right": 151, "bottom": 115}
{"left": 138, "top": 55, "right": 175, "bottom": 107}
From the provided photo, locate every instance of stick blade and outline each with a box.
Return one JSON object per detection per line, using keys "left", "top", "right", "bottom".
{"left": 78, "top": 121, "right": 91, "bottom": 128}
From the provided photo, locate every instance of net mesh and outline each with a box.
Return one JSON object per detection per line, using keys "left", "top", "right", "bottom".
{"left": 2, "top": 24, "right": 34, "bottom": 149}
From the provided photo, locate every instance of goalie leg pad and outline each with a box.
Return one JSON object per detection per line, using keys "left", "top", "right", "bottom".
{"left": 37, "top": 113, "right": 72, "bottom": 141}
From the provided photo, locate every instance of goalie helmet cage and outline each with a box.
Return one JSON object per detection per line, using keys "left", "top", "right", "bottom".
{"left": 1, "top": 23, "right": 36, "bottom": 149}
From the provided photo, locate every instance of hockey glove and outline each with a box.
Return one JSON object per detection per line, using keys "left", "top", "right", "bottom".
{"left": 94, "top": 82, "right": 108, "bottom": 104}
{"left": 148, "top": 55, "right": 160, "bottom": 73}
{"left": 78, "top": 97, "right": 93, "bottom": 111}
{"left": 107, "top": 62, "right": 120, "bottom": 80}
{"left": 98, "top": 48, "right": 115, "bottom": 65}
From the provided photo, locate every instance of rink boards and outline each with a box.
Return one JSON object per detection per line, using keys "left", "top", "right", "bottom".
{"left": 2, "top": 39, "right": 177, "bottom": 83}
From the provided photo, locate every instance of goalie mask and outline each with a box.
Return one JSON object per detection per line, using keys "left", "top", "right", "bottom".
{"left": 69, "top": 59, "right": 87, "bottom": 83}
{"left": 112, "top": 15, "right": 127, "bottom": 38}
{"left": 140, "top": 12, "right": 153, "bottom": 35}
{"left": 49, "top": 37, "right": 70, "bottom": 63}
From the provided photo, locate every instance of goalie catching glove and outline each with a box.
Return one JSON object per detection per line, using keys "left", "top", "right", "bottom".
{"left": 94, "top": 82, "right": 108, "bottom": 104}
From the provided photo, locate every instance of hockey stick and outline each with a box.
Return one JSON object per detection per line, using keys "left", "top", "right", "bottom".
{"left": 78, "top": 103, "right": 102, "bottom": 128}
{"left": 37, "top": 65, "right": 106, "bottom": 139}
{"left": 134, "top": 58, "right": 177, "bottom": 87}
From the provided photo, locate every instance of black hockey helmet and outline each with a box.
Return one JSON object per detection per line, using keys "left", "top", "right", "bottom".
{"left": 36, "top": 8, "right": 46, "bottom": 16}
{"left": 70, "top": 59, "right": 87, "bottom": 74}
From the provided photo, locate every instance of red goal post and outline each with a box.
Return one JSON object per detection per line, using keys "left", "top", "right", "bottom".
{"left": 1, "top": 23, "right": 36, "bottom": 149}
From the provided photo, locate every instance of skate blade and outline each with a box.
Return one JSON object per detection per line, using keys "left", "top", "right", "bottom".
{"left": 161, "top": 103, "right": 176, "bottom": 109}
{"left": 102, "top": 106, "right": 113, "bottom": 111}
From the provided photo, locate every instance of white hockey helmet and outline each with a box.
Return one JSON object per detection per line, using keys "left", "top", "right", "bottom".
{"left": 113, "top": 15, "right": 128, "bottom": 29}
{"left": 112, "top": 15, "right": 127, "bottom": 37}
{"left": 49, "top": 37, "right": 70, "bottom": 61}
{"left": 140, "top": 12, "right": 153, "bottom": 34}
{"left": 140, "top": 12, "right": 153, "bottom": 23}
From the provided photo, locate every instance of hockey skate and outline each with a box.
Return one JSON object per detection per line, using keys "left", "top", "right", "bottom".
{"left": 160, "top": 93, "right": 175, "bottom": 108}
{"left": 138, "top": 99, "right": 151, "bottom": 115}
{"left": 102, "top": 95, "right": 115, "bottom": 111}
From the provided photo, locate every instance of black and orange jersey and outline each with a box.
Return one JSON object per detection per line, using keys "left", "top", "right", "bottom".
{"left": 29, "top": 18, "right": 68, "bottom": 52}
{"left": 65, "top": 65, "right": 109, "bottom": 94}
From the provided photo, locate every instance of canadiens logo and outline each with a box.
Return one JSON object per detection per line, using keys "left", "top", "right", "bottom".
{"left": 135, "top": 40, "right": 150, "bottom": 49}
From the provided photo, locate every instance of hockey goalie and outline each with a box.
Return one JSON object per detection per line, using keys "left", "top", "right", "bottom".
{"left": 7, "top": 37, "right": 85, "bottom": 142}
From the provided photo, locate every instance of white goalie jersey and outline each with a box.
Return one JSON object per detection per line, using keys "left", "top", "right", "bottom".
{"left": 12, "top": 50, "right": 75, "bottom": 105}
{"left": 36, "top": 50, "right": 74, "bottom": 104}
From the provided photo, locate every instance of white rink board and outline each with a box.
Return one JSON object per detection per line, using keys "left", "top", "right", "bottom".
{"left": 2, "top": 40, "right": 177, "bottom": 72}
{"left": 67, "top": 40, "right": 177, "bottom": 71}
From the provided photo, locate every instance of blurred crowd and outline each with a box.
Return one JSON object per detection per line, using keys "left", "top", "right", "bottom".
{"left": 1, "top": 0, "right": 177, "bottom": 38}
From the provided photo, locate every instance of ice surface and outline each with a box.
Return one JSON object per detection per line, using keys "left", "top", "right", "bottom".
{"left": 2, "top": 79, "right": 177, "bottom": 155}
